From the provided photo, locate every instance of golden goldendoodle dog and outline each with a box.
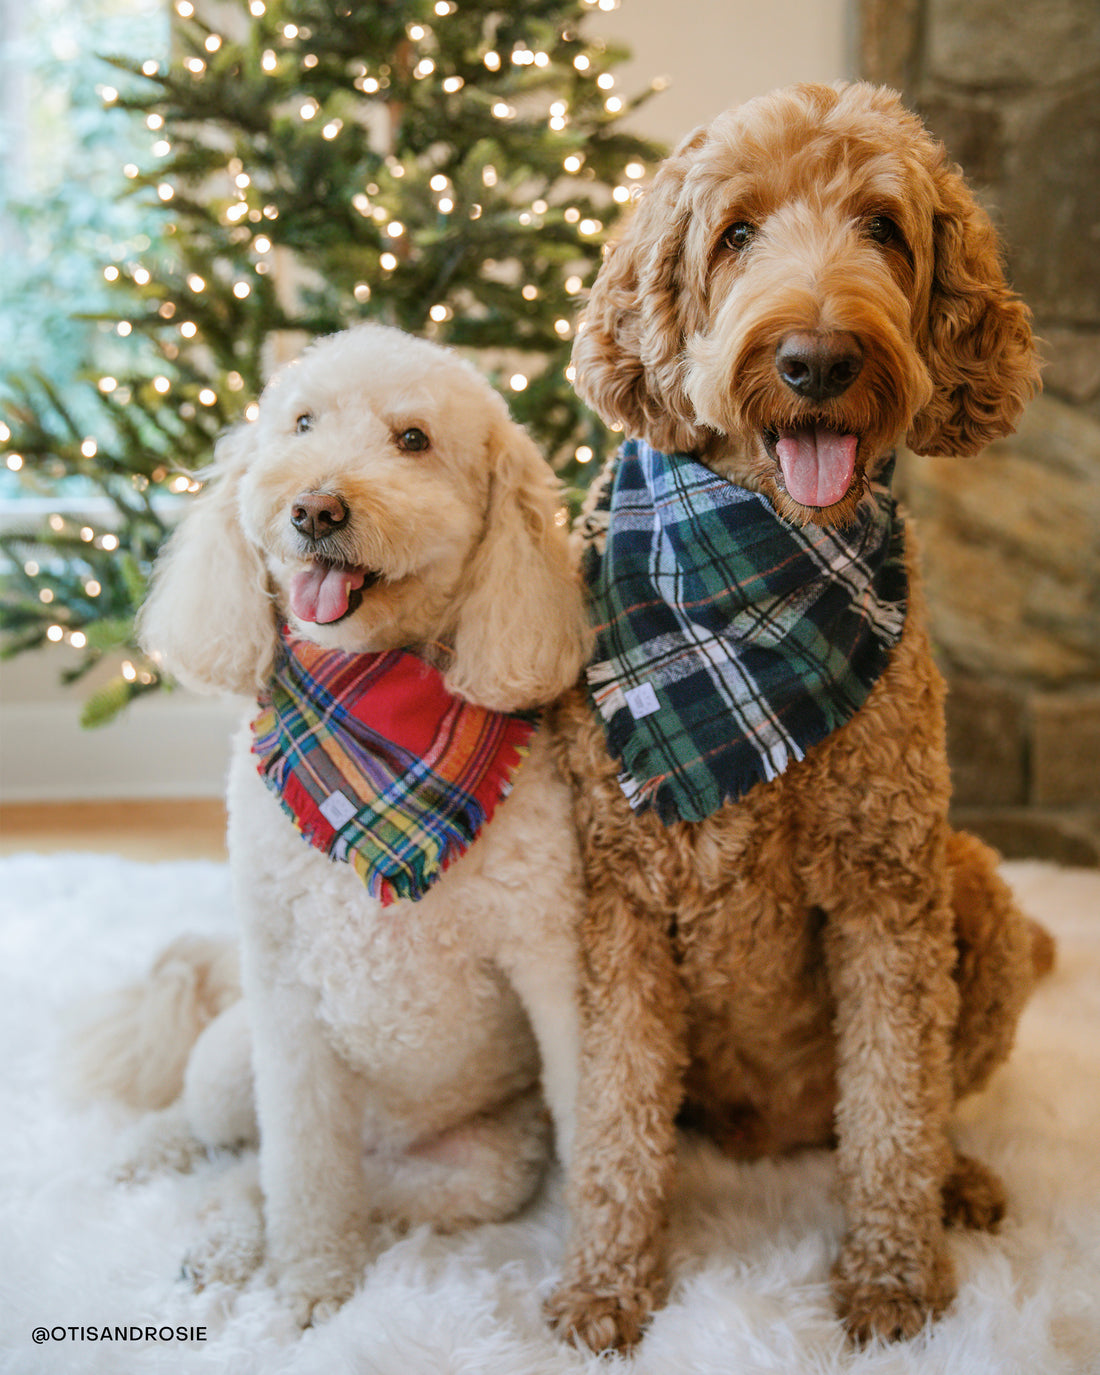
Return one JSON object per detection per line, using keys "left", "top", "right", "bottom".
{"left": 546, "top": 82, "right": 1053, "bottom": 1351}
{"left": 79, "top": 324, "right": 592, "bottom": 1326}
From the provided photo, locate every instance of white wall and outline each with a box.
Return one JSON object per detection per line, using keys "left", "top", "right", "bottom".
{"left": 0, "top": 0, "right": 849, "bottom": 803}
{"left": 593, "top": 0, "right": 851, "bottom": 143}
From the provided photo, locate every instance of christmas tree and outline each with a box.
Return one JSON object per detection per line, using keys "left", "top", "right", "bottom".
{"left": 0, "top": 0, "right": 665, "bottom": 724}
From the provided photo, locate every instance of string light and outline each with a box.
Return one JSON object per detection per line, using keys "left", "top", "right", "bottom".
{"left": 6, "top": 454, "right": 23, "bottom": 472}
{"left": 509, "top": 374, "right": 528, "bottom": 392}
{"left": 47, "top": 624, "right": 64, "bottom": 641}
{"left": 575, "top": 446, "right": 594, "bottom": 463}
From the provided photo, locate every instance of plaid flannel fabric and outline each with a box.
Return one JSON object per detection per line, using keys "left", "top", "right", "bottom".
{"left": 252, "top": 631, "right": 537, "bottom": 904}
{"left": 584, "top": 439, "right": 908, "bottom": 823}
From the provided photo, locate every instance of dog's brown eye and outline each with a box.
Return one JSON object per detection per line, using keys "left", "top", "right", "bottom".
{"left": 722, "top": 222, "right": 756, "bottom": 252}
{"left": 866, "top": 215, "right": 901, "bottom": 246}
{"left": 396, "top": 427, "right": 430, "bottom": 453}
{"left": 295, "top": 414, "right": 314, "bottom": 434}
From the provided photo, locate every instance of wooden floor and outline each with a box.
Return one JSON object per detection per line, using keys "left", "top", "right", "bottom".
{"left": 0, "top": 798, "right": 228, "bottom": 862}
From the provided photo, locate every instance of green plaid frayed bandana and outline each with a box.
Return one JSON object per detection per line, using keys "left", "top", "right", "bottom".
{"left": 584, "top": 439, "right": 908, "bottom": 823}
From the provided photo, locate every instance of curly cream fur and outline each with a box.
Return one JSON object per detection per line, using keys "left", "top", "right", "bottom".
{"left": 94, "top": 324, "right": 591, "bottom": 1327}
{"left": 548, "top": 83, "right": 1050, "bottom": 1353}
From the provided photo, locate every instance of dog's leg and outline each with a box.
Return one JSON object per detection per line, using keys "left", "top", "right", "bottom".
{"left": 948, "top": 828, "right": 1054, "bottom": 1099}
{"left": 545, "top": 878, "right": 688, "bottom": 1354}
{"left": 362, "top": 1087, "right": 550, "bottom": 1231}
{"left": 499, "top": 931, "right": 580, "bottom": 1168}
{"left": 823, "top": 832, "right": 959, "bottom": 1345}
{"left": 247, "top": 976, "right": 373, "bottom": 1328}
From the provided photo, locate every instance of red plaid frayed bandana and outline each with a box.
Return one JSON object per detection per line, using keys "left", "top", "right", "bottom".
{"left": 252, "top": 631, "right": 537, "bottom": 904}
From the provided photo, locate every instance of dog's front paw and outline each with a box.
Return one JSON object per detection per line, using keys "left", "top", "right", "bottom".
{"left": 545, "top": 1277, "right": 660, "bottom": 1354}
{"left": 832, "top": 1238, "right": 955, "bottom": 1345}
{"left": 267, "top": 1235, "right": 373, "bottom": 1329}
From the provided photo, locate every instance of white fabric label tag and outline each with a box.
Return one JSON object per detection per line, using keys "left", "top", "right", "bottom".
{"left": 624, "top": 682, "right": 660, "bottom": 719}
{"left": 320, "top": 790, "right": 358, "bottom": 829}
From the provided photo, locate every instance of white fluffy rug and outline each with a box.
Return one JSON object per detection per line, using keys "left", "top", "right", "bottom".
{"left": 1, "top": 852, "right": 1099, "bottom": 1375}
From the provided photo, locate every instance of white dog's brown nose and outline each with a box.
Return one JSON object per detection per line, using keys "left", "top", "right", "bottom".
{"left": 291, "top": 491, "right": 348, "bottom": 542}
{"left": 775, "top": 331, "right": 863, "bottom": 402}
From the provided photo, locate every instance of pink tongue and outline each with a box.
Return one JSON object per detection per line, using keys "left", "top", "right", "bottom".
{"left": 775, "top": 427, "right": 858, "bottom": 508}
{"left": 288, "top": 565, "right": 366, "bottom": 624}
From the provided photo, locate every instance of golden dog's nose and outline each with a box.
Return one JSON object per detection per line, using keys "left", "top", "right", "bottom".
{"left": 775, "top": 331, "right": 863, "bottom": 402}
{"left": 291, "top": 491, "right": 348, "bottom": 542}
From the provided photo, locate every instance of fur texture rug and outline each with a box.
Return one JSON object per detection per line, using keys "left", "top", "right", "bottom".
{"left": 1, "top": 850, "right": 1098, "bottom": 1375}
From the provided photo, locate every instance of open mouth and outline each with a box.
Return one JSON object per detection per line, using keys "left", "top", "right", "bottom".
{"left": 762, "top": 424, "right": 860, "bottom": 509}
{"left": 288, "top": 561, "right": 382, "bottom": 626}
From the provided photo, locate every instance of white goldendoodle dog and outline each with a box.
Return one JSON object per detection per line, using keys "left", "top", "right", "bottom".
{"left": 74, "top": 323, "right": 591, "bottom": 1326}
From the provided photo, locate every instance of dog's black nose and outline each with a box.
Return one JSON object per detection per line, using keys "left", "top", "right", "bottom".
{"left": 291, "top": 491, "right": 348, "bottom": 541}
{"left": 775, "top": 331, "right": 864, "bottom": 402}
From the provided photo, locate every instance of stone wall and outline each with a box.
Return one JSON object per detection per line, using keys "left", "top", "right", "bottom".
{"left": 859, "top": 0, "right": 1100, "bottom": 863}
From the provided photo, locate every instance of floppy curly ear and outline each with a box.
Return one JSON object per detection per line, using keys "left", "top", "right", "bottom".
{"left": 572, "top": 126, "right": 710, "bottom": 454}
{"left": 137, "top": 425, "right": 276, "bottom": 696}
{"left": 907, "top": 161, "right": 1040, "bottom": 456}
{"left": 445, "top": 417, "right": 592, "bottom": 714}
